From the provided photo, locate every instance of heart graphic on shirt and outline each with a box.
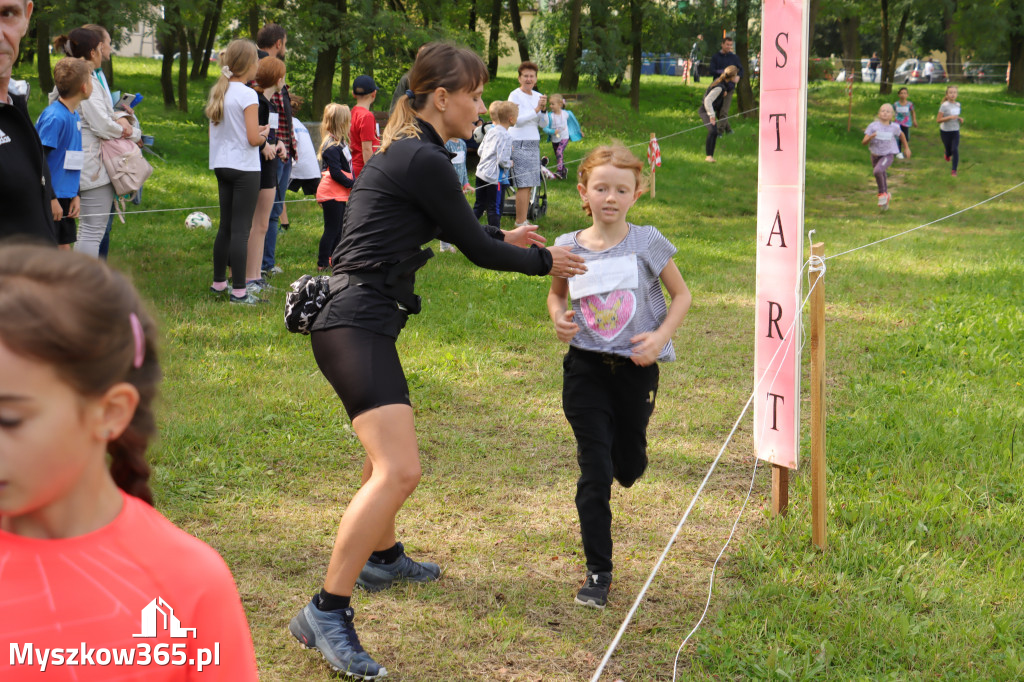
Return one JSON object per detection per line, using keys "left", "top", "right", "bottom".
{"left": 580, "top": 290, "right": 636, "bottom": 341}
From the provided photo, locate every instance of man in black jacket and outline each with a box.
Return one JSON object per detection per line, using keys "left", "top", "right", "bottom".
{"left": 0, "top": 0, "right": 57, "bottom": 245}
{"left": 708, "top": 37, "right": 744, "bottom": 134}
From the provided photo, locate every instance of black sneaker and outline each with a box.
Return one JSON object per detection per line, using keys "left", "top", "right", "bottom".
{"left": 289, "top": 598, "right": 387, "bottom": 679}
{"left": 356, "top": 542, "right": 441, "bottom": 592}
{"left": 575, "top": 571, "right": 612, "bottom": 609}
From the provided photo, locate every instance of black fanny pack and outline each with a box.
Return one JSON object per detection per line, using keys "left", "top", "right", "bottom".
{"left": 283, "top": 248, "right": 434, "bottom": 334}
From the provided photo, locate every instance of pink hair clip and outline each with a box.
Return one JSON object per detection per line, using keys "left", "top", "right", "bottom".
{"left": 129, "top": 312, "right": 145, "bottom": 369}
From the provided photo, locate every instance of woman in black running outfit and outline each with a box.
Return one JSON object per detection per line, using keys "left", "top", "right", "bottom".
{"left": 288, "top": 43, "right": 585, "bottom": 679}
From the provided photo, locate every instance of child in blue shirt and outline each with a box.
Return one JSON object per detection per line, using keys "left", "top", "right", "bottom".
{"left": 893, "top": 87, "right": 917, "bottom": 159}
{"left": 441, "top": 137, "right": 472, "bottom": 253}
{"left": 35, "top": 58, "right": 93, "bottom": 248}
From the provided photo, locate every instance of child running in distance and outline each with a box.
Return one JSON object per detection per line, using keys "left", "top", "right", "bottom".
{"left": 441, "top": 136, "right": 473, "bottom": 253}
{"left": 35, "top": 57, "right": 93, "bottom": 250}
{"left": 315, "top": 103, "right": 354, "bottom": 271}
{"left": 0, "top": 245, "right": 259, "bottom": 682}
{"left": 893, "top": 87, "right": 917, "bottom": 159}
{"left": 862, "top": 103, "right": 910, "bottom": 210}
{"left": 547, "top": 145, "right": 691, "bottom": 609}
{"left": 473, "top": 100, "right": 517, "bottom": 229}
{"left": 937, "top": 86, "right": 963, "bottom": 177}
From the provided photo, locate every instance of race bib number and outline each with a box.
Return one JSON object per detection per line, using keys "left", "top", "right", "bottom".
{"left": 951, "top": 104, "right": 961, "bottom": 116}
{"left": 569, "top": 254, "right": 639, "bottom": 300}
{"left": 896, "top": 105, "right": 909, "bottom": 114}
{"left": 875, "top": 131, "right": 893, "bottom": 141}
{"left": 268, "top": 112, "right": 280, "bottom": 130}
{"left": 451, "top": 150, "right": 466, "bottom": 165}
{"left": 63, "top": 150, "right": 85, "bottom": 171}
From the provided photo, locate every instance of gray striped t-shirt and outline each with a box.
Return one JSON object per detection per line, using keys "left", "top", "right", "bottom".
{"left": 555, "top": 223, "right": 678, "bottom": 362}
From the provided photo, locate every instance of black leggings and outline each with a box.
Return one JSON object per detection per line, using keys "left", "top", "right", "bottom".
{"left": 311, "top": 325, "right": 411, "bottom": 420}
{"left": 940, "top": 129, "right": 960, "bottom": 171}
{"left": 318, "top": 200, "right": 346, "bottom": 268}
{"left": 213, "top": 167, "right": 260, "bottom": 289}
{"left": 472, "top": 175, "right": 501, "bottom": 228}
{"left": 699, "top": 108, "right": 718, "bottom": 157}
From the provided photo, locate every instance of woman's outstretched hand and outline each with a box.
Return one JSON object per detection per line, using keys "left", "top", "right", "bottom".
{"left": 547, "top": 246, "right": 587, "bottom": 278}
{"left": 503, "top": 222, "right": 547, "bottom": 248}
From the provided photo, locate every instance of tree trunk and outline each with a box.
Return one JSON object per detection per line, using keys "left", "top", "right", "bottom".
{"left": 36, "top": 18, "right": 53, "bottom": 94}
{"left": 341, "top": 53, "right": 351, "bottom": 102}
{"left": 177, "top": 25, "right": 189, "bottom": 112}
{"left": 248, "top": 3, "right": 260, "bottom": 41}
{"left": 190, "top": 13, "right": 212, "bottom": 79}
{"left": 200, "top": 0, "right": 224, "bottom": 78}
{"left": 468, "top": 0, "right": 477, "bottom": 33}
{"left": 943, "top": 0, "right": 960, "bottom": 79}
{"left": 808, "top": 0, "right": 820, "bottom": 55}
{"left": 1010, "top": 0, "right": 1024, "bottom": 93}
{"left": 592, "top": 0, "right": 613, "bottom": 92}
{"left": 487, "top": 0, "right": 501, "bottom": 78}
{"left": 158, "top": 29, "right": 176, "bottom": 108}
{"left": 735, "top": 0, "right": 755, "bottom": 116}
{"left": 559, "top": 0, "right": 583, "bottom": 91}
{"left": 879, "top": 0, "right": 909, "bottom": 95}
{"left": 508, "top": 0, "right": 530, "bottom": 62}
{"left": 628, "top": 0, "right": 641, "bottom": 112}
{"left": 313, "top": 46, "right": 340, "bottom": 115}
{"left": 840, "top": 15, "right": 860, "bottom": 76}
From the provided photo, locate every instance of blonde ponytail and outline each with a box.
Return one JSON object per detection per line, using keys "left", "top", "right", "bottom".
{"left": 205, "top": 40, "right": 258, "bottom": 124}
{"left": 379, "top": 93, "right": 423, "bottom": 154}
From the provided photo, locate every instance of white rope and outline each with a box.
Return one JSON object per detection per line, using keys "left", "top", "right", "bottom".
{"left": 670, "top": 247, "right": 826, "bottom": 680}
{"left": 76, "top": 196, "right": 319, "bottom": 219}
{"left": 592, "top": 258, "right": 822, "bottom": 681}
{"left": 825, "top": 179, "right": 1024, "bottom": 260}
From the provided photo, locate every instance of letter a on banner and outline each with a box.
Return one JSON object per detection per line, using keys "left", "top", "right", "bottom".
{"left": 753, "top": 0, "right": 810, "bottom": 469}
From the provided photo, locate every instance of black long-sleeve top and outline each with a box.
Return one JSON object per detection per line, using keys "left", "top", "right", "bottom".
{"left": 709, "top": 51, "right": 744, "bottom": 78}
{"left": 0, "top": 94, "right": 57, "bottom": 244}
{"left": 331, "top": 118, "right": 552, "bottom": 276}
{"left": 315, "top": 118, "right": 553, "bottom": 337}
{"left": 321, "top": 144, "right": 354, "bottom": 187}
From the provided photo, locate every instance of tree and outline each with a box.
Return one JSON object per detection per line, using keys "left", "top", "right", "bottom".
{"left": 508, "top": 0, "right": 530, "bottom": 62}
{"left": 879, "top": 0, "right": 910, "bottom": 94}
{"left": 1009, "top": 0, "right": 1024, "bottom": 93}
{"left": 734, "top": 0, "right": 756, "bottom": 117}
{"left": 628, "top": 0, "right": 641, "bottom": 112}
{"left": 559, "top": 0, "right": 584, "bottom": 91}
{"left": 487, "top": 0, "right": 501, "bottom": 77}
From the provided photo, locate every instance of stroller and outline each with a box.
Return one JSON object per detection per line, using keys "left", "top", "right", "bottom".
{"left": 499, "top": 157, "right": 549, "bottom": 223}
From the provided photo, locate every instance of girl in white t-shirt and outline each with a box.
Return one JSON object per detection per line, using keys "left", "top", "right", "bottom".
{"left": 936, "top": 86, "right": 963, "bottom": 176}
{"left": 205, "top": 40, "right": 269, "bottom": 305}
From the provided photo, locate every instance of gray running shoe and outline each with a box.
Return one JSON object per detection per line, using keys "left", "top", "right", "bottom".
{"left": 289, "top": 598, "right": 387, "bottom": 679}
{"left": 356, "top": 542, "right": 441, "bottom": 592}
{"left": 229, "top": 291, "right": 265, "bottom": 305}
{"left": 575, "top": 571, "right": 612, "bottom": 609}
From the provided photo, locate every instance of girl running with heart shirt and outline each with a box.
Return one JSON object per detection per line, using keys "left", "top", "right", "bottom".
{"left": 546, "top": 144, "right": 691, "bottom": 610}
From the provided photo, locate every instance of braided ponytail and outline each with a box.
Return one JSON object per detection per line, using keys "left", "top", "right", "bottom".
{"left": 0, "top": 245, "right": 162, "bottom": 506}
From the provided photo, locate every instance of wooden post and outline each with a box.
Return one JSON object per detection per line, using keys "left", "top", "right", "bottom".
{"left": 809, "top": 242, "right": 827, "bottom": 549}
{"left": 649, "top": 132, "right": 657, "bottom": 199}
{"left": 771, "top": 465, "right": 789, "bottom": 516}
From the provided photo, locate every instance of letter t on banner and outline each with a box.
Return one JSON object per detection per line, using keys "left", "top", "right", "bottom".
{"left": 753, "top": 0, "right": 810, "bottom": 470}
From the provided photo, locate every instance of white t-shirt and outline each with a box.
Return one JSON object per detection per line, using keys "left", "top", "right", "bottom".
{"left": 508, "top": 88, "right": 543, "bottom": 142}
{"left": 290, "top": 118, "right": 321, "bottom": 181}
{"left": 209, "top": 82, "right": 259, "bottom": 171}
{"left": 938, "top": 100, "right": 961, "bottom": 132}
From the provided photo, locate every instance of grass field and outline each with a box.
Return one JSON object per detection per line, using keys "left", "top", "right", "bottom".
{"left": 15, "top": 58, "right": 1024, "bottom": 680}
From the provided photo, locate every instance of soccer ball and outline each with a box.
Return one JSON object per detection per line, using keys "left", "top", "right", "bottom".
{"left": 185, "top": 211, "right": 212, "bottom": 230}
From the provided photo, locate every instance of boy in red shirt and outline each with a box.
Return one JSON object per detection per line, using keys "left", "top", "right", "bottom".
{"left": 349, "top": 75, "right": 380, "bottom": 178}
